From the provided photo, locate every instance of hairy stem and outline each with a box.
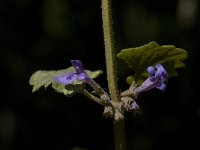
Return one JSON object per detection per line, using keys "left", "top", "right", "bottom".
{"left": 114, "top": 119, "right": 126, "bottom": 150}
{"left": 102, "top": 0, "right": 120, "bottom": 102}
{"left": 101, "top": 0, "right": 126, "bottom": 150}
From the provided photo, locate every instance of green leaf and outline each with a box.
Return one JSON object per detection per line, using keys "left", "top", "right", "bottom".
{"left": 29, "top": 67, "right": 103, "bottom": 96}
{"left": 117, "top": 41, "right": 188, "bottom": 84}
{"left": 52, "top": 82, "right": 75, "bottom": 96}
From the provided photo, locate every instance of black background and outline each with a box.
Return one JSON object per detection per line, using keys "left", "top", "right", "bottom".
{"left": 0, "top": 0, "right": 199, "bottom": 150}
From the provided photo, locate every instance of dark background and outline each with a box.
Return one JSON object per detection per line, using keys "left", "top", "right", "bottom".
{"left": 0, "top": 0, "right": 199, "bottom": 150}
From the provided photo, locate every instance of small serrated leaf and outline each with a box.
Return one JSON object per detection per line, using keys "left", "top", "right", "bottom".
{"left": 117, "top": 41, "right": 188, "bottom": 84}
{"left": 29, "top": 66, "right": 103, "bottom": 96}
{"left": 29, "top": 67, "right": 74, "bottom": 93}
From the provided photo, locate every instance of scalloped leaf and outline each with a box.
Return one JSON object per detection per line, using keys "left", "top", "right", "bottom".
{"left": 29, "top": 67, "right": 103, "bottom": 96}
{"left": 117, "top": 41, "right": 188, "bottom": 84}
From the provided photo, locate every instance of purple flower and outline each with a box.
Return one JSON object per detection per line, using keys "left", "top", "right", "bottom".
{"left": 54, "top": 60, "right": 102, "bottom": 94}
{"left": 54, "top": 60, "right": 88, "bottom": 85}
{"left": 134, "top": 64, "right": 168, "bottom": 94}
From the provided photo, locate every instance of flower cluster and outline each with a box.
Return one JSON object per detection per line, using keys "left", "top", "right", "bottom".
{"left": 53, "top": 61, "right": 168, "bottom": 112}
{"left": 134, "top": 64, "right": 168, "bottom": 94}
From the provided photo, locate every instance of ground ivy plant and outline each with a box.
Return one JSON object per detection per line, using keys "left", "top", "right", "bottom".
{"left": 29, "top": 0, "right": 188, "bottom": 150}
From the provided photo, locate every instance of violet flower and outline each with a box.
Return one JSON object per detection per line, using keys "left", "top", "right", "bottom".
{"left": 134, "top": 64, "right": 168, "bottom": 94}
{"left": 54, "top": 60, "right": 88, "bottom": 85}
{"left": 54, "top": 60, "right": 102, "bottom": 94}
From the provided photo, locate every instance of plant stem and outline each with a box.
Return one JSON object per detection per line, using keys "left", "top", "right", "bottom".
{"left": 102, "top": 0, "right": 119, "bottom": 102}
{"left": 101, "top": 0, "right": 126, "bottom": 150}
{"left": 82, "top": 90, "right": 104, "bottom": 105}
{"left": 114, "top": 119, "right": 126, "bottom": 150}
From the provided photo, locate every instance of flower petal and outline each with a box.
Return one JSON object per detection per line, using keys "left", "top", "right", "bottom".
{"left": 156, "top": 83, "right": 166, "bottom": 91}
{"left": 156, "top": 64, "right": 167, "bottom": 75}
{"left": 155, "top": 64, "right": 168, "bottom": 83}
{"left": 77, "top": 73, "right": 87, "bottom": 81}
{"left": 134, "top": 77, "right": 158, "bottom": 94}
{"left": 147, "top": 66, "right": 156, "bottom": 76}
{"left": 71, "top": 60, "right": 85, "bottom": 74}
{"left": 54, "top": 72, "right": 77, "bottom": 85}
